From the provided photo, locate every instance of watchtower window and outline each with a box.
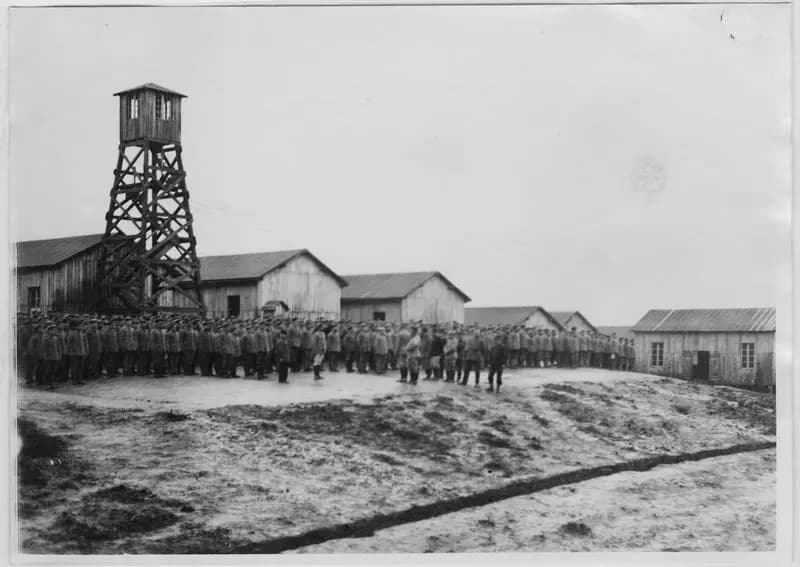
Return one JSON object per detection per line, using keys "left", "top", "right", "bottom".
{"left": 155, "top": 95, "right": 172, "bottom": 120}
{"left": 127, "top": 96, "right": 139, "bottom": 120}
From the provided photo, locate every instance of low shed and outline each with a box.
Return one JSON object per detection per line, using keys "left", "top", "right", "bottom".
{"left": 631, "top": 308, "right": 776, "bottom": 388}
{"left": 340, "top": 271, "right": 470, "bottom": 323}
{"left": 464, "top": 306, "right": 564, "bottom": 330}
{"left": 550, "top": 311, "right": 597, "bottom": 334}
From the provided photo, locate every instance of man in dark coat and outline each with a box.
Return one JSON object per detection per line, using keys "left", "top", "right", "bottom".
{"left": 486, "top": 334, "right": 507, "bottom": 393}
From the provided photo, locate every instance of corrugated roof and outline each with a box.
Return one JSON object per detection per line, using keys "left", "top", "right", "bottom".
{"left": 549, "top": 310, "right": 598, "bottom": 332}
{"left": 200, "top": 249, "right": 347, "bottom": 287}
{"left": 596, "top": 326, "right": 634, "bottom": 339}
{"left": 631, "top": 308, "right": 776, "bottom": 333}
{"left": 16, "top": 233, "right": 104, "bottom": 269}
{"left": 113, "top": 83, "right": 187, "bottom": 98}
{"left": 341, "top": 271, "right": 470, "bottom": 302}
{"left": 464, "top": 306, "right": 563, "bottom": 329}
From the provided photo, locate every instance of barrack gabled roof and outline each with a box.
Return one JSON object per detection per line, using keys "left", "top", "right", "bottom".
{"left": 113, "top": 83, "right": 187, "bottom": 98}
{"left": 341, "top": 271, "right": 471, "bottom": 302}
{"left": 16, "top": 233, "right": 104, "bottom": 269}
{"left": 549, "top": 310, "right": 598, "bottom": 333}
{"left": 464, "top": 306, "right": 563, "bottom": 329}
{"left": 631, "top": 308, "right": 776, "bottom": 333}
{"left": 199, "top": 249, "right": 347, "bottom": 287}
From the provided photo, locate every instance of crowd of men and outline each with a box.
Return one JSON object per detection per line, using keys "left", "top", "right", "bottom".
{"left": 15, "top": 312, "right": 636, "bottom": 393}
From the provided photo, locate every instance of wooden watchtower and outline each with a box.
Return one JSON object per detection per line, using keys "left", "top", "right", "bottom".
{"left": 97, "top": 83, "right": 205, "bottom": 313}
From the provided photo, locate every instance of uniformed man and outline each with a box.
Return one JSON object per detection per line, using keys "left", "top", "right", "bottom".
{"left": 275, "top": 329, "right": 291, "bottom": 383}
{"left": 395, "top": 324, "right": 411, "bottom": 381}
{"left": 311, "top": 324, "right": 327, "bottom": 380}
{"left": 327, "top": 326, "right": 341, "bottom": 372}
{"left": 342, "top": 325, "right": 356, "bottom": 373}
{"left": 287, "top": 319, "right": 301, "bottom": 372}
{"left": 64, "top": 320, "right": 86, "bottom": 385}
{"left": 462, "top": 327, "right": 483, "bottom": 386}
{"left": 373, "top": 327, "right": 388, "bottom": 375}
{"left": 404, "top": 326, "right": 421, "bottom": 384}
{"left": 180, "top": 322, "right": 198, "bottom": 375}
{"left": 443, "top": 331, "right": 458, "bottom": 382}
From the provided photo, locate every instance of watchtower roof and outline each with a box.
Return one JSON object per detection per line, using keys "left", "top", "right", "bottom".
{"left": 113, "top": 83, "right": 187, "bottom": 98}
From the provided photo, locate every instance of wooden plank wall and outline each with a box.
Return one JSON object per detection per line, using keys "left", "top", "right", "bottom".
{"left": 341, "top": 301, "right": 403, "bottom": 323}
{"left": 633, "top": 331, "right": 775, "bottom": 387}
{"left": 16, "top": 248, "right": 101, "bottom": 313}
{"left": 257, "top": 254, "right": 341, "bottom": 319}
{"left": 401, "top": 275, "right": 465, "bottom": 323}
{"left": 524, "top": 309, "right": 562, "bottom": 331}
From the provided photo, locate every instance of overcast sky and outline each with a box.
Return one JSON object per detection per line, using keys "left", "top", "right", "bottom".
{"left": 9, "top": 4, "right": 791, "bottom": 325}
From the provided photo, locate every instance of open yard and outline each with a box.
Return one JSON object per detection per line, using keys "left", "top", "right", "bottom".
{"left": 15, "top": 367, "right": 776, "bottom": 554}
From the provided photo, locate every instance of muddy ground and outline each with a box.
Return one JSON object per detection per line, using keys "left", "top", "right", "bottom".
{"left": 15, "top": 370, "right": 775, "bottom": 553}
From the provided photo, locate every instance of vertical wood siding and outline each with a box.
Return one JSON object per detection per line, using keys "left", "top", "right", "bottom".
{"left": 341, "top": 301, "right": 403, "bottom": 322}
{"left": 16, "top": 248, "right": 101, "bottom": 313}
{"left": 633, "top": 332, "right": 775, "bottom": 386}
{"left": 401, "top": 276, "right": 465, "bottom": 323}
{"left": 257, "top": 254, "right": 341, "bottom": 319}
{"left": 120, "top": 91, "right": 182, "bottom": 143}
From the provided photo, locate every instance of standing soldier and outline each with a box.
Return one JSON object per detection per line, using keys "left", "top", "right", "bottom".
{"left": 404, "top": 326, "right": 421, "bottom": 384}
{"left": 240, "top": 325, "right": 256, "bottom": 377}
{"left": 428, "top": 327, "right": 444, "bottom": 380}
{"left": 228, "top": 325, "right": 242, "bottom": 378}
{"left": 119, "top": 318, "right": 136, "bottom": 375}
{"left": 373, "top": 327, "right": 388, "bottom": 375}
{"left": 300, "top": 322, "right": 313, "bottom": 372}
{"left": 443, "top": 331, "right": 458, "bottom": 382}
{"left": 149, "top": 321, "right": 166, "bottom": 378}
{"left": 462, "top": 327, "right": 483, "bottom": 386}
{"left": 387, "top": 325, "right": 397, "bottom": 371}
{"left": 327, "top": 326, "right": 341, "bottom": 372}
{"left": 85, "top": 319, "right": 103, "bottom": 380}
{"left": 65, "top": 320, "right": 86, "bottom": 385}
{"left": 455, "top": 330, "right": 465, "bottom": 383}
{"left": 342, "top": 325, "right": 356, "bottom": 373}
{"left": 213, "top": 325, "right": 228, "bottom": 377}
{"left": 197, "top": 323, "right": 212, "bottom": 377}
{"left": 395, "top": 324, "right": 411, "bottom": 381}
{"left": 275, "top": 330, "right": 291, "bottom": 383}
{"left": 420, "top": 326, "right": 432, "bottom": 380}
{"left": 311, "top": 324, "right": 327, "bottom": 380}
{"left": 254, "top": 323, "right": 270, "bottom": 379}
{"left": 288, "top": 319, "right": 301, "bottom": 372}
{"left": 356, "top": 324, "right": 370, "bottom": 374}
{"left": 541, "top": 329, "right": 553, "bottom": 368}
{"left": 519, "top": 327, "right": 530, "bottom": 369}
{"left": 42, "top": 325, "right": 61, "bottom": 389}
{"left": 27, "top": 324, "right": 44, "bottom": 387}
{"left": 103, "top": 319, "right": 121, "bottom": 377}
{"left": 486, "top": 334, "right": 507, "bottom": 393}
{"left": 508, "top": 326, "right": 521, "bottom": 369}
{"left": 137, "top": 319, "right": 150, "bottom": 376}
{"left": 180, "top": 323, "right": 198, "bottom": 376}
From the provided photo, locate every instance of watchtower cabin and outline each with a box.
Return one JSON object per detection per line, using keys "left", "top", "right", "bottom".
{"left": 116, "top": 83, "right": 184, "bottom": 144}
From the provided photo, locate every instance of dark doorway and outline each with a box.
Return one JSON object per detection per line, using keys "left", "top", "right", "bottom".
{"left": 227, "top": 295, "right": 241, "bottom": 318}
{"left": 696, "top": 350, "right": 710, "bottom": 380}
{"left": 373, "top": 311, "right": 386, "bottom": 321}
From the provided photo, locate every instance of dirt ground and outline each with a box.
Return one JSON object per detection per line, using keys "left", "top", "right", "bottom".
{"left": 15, "top": 367, "right": 776, "bottom": 554}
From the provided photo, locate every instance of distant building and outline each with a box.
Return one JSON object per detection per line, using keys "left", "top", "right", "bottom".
{"left": 170, "top": 249, "right": 347, "bottom": 319}
{"left": 464, "top": 306, "right": 564, "bottom": 331}
{"left": 340, "top": 272, "right": 471, "bottom": 323}
{"left": 549, "top": 311, "right": 597, "bottom": 334}
{"left": 631, "top": 308, "right": 776, "bottom": 388}
{"left": 596, "top": 326, "right": 634, "bottom": 340}
{"left": 15, "top": 234, "right": 104, "bottom": 314}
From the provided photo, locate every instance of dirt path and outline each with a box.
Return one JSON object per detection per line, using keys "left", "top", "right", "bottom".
{"left": 294, "top": 448, "right": 776, "bottom": 553}
{"left": 16, "top": 367, "right": 652, "bottom": 411}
